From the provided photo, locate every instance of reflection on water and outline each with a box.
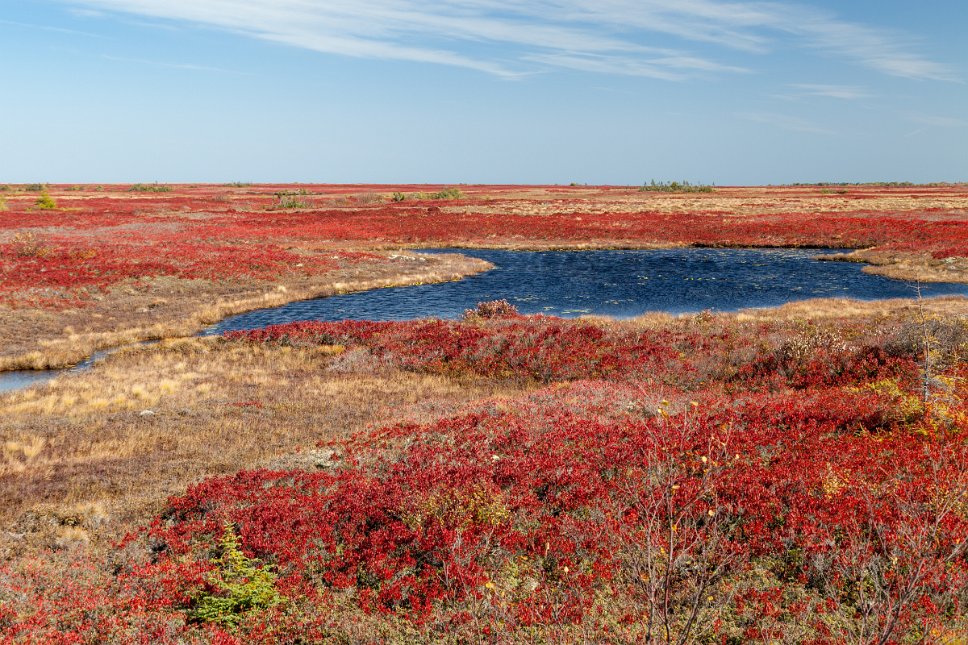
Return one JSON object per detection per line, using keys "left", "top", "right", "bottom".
{"left": 0, "top": 370, "right": 59, "bottom": 394}
{"left": 206, "top": 248, "right": 968, "bottom": 334}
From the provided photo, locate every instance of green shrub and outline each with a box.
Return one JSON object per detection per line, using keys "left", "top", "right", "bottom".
{"left": 24, "top": 183, "right": 46, "bottom": 192}
{"left": 640, "top": 180, "right": 714, "bottom": 193}
{"left": 432, "top": 187, "right": 464, "bottom": 200}
{"left": 390, "top": 192, "right": 407, "bottom": 202}
{"left": 0, "top": 196, "right": 7, "bottom": 211}
{"left": 35, "top": 191, "right": 57, "bottom": 210}
{"left": 129, "top": 183, "right": 173, "bottom": 193}
{"left": 224, "top": 182, "right": 252, "bottom": 187}
{"left": 189, "top": 524, "right": 283, "bottom": 627}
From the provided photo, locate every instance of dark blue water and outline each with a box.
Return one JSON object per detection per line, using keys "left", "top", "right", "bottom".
{"left": 205, "top": 248, "right": 968, "bottom": 334}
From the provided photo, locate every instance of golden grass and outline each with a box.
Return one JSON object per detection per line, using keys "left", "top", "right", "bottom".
{"left": 732, "top": 294, "right": 968, "bottom": 322}
{"left": 819, "top": 249, "right": 968, "bottom": 283}
{"left": 0, "top": 338, "right": 525, "bottom": 559}
{"left": 450, "top": 185, "right": 968, "bottom": 217}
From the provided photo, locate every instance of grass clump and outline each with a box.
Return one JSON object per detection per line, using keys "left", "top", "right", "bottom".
{"left": 640, "top": 180, "right": 714, "bottom": 193}
{"left": 354, "top": 191, "right": 383, "bottom": 205}
{"left": 129, "top": 183, "right": 173, "bottom": 193}
{"left": 189, "top": 523, "right": 284, "bottom": 627}
{"left": 224, "top": 182, "right": 252, "bottom": 188}
{"left": 35, "top": 191, "right": 57, "bottom": 210}
{"left": 271, "top": 191, "right": 311, "bottom": 209}
{"left": 404, "top": 187, "right": 465, "bottom": 201}
{"left": 23, "top": 183, "right": 47, "bottom": 192}
{"left": 11, "top": 232, "right": 50, "bottom": 257}
{"left": 0, "top": 197, "right": 7, "bottom": 212}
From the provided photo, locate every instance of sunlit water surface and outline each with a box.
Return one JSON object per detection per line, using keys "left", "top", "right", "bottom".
{"left": 5, "top": 248, "right": 967, "bottom": 393}
{"left": 207, "top": 248, "right": 968, "bottom": 333}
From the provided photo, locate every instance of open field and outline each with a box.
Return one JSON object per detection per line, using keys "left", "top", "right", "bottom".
{"left": 2, "top": 184, "right": 968, "bottom": 643}
{"left": 3, "top": 183, "right": 968, "bottom": 368}
{"left": 2, "top": 298, "right": 967, "bottom": 642}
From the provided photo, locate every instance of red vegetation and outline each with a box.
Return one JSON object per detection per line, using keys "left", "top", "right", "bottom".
{"left": 3, "top": 183, "right": 968, "bottom": 308}
{"left": 3, "top": 311, "right": 966, "bottom": 642}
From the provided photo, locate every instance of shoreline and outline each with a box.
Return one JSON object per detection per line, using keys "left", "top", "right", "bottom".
{"left": 4, "top": 246, "right": 966, "bottom": 381}
{"left": 0, "top": 252, "right": 492, "bottom": 373}
{"left": 4, "top": 244, "right": 966, "bottom": 375}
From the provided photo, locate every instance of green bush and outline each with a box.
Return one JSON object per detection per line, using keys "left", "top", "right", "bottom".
{"left": 391, "top": 192, "right": 407, "bottom": 202}
{"left": 24, "top": 183, "right": 47, "bottom": 192}
{"left": 432, "top": 187, "right": 464, "bottom": 200}
{"left": 189, "top": 524, "right": 284, "bottom": 627}
{"left": 640, "top": 180, "right": 714, "bottom": 193}
{"left": 129, "top": 183, "right": 173, "bottom": 193}
{"left": 0, "top": 197, "right": 7, "bottom": 211}
{"left": 35, "top": 191, "right": 57, "bottom": 210}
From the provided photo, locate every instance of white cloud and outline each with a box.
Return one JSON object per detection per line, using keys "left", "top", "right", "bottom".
{"left": 101, "top": 54, "right": 250, "bottom": 75}
{"left": 787, "top": 84, "right": 871, "bottom": 100}
{"left": 62, "top": 0, "right": 957, "bottom": 81}
{"left": 0, "top": 17, "right": 105, "bottom": 38}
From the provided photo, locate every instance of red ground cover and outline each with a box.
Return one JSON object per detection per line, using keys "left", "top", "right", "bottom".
{"left": 3, "top": 184, "right": 967, "bottom": 308}
{"left": 3, "top": 309, "right": 965, "bottom": 642}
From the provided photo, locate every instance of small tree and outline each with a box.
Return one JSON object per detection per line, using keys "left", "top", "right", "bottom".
{"left": 189, "top": 523, "right": 284, "bottom": 627}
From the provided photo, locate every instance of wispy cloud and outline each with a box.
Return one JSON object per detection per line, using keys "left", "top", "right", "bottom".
{"left": 0, "top": 17, "right": 105, "bottom": 38}
{"left": 739, "top": 111, "right": 835, "bottom": 135}
{"left": 909, "top": 114, "right": 968, "bottom": 128}
{"left": 786, "top": 83, "right": 871, "bottom": 100}
{"left": 62, "top": 0, "right": 957, "bottom": 81}
{"left": 777, "top": 8, "right": 958, "bottom": 82}
{"left": 101, "top": 54, "right": 250, "bottom": 75}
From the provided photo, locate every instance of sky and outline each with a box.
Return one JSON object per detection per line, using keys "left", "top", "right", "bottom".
{"left": 1, "top": 0, "right": 966, "bottom": 184}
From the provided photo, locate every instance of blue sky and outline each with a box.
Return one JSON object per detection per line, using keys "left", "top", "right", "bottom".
{"left": 1, "top": 0, "right": 966, "bottom": 184}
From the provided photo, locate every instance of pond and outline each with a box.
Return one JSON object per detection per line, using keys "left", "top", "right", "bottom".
{"left": 206, "top": 248, "right": 968, "bottom": 334}
{"left": 4, "top": 248, "right": 968, "bottom": 394}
